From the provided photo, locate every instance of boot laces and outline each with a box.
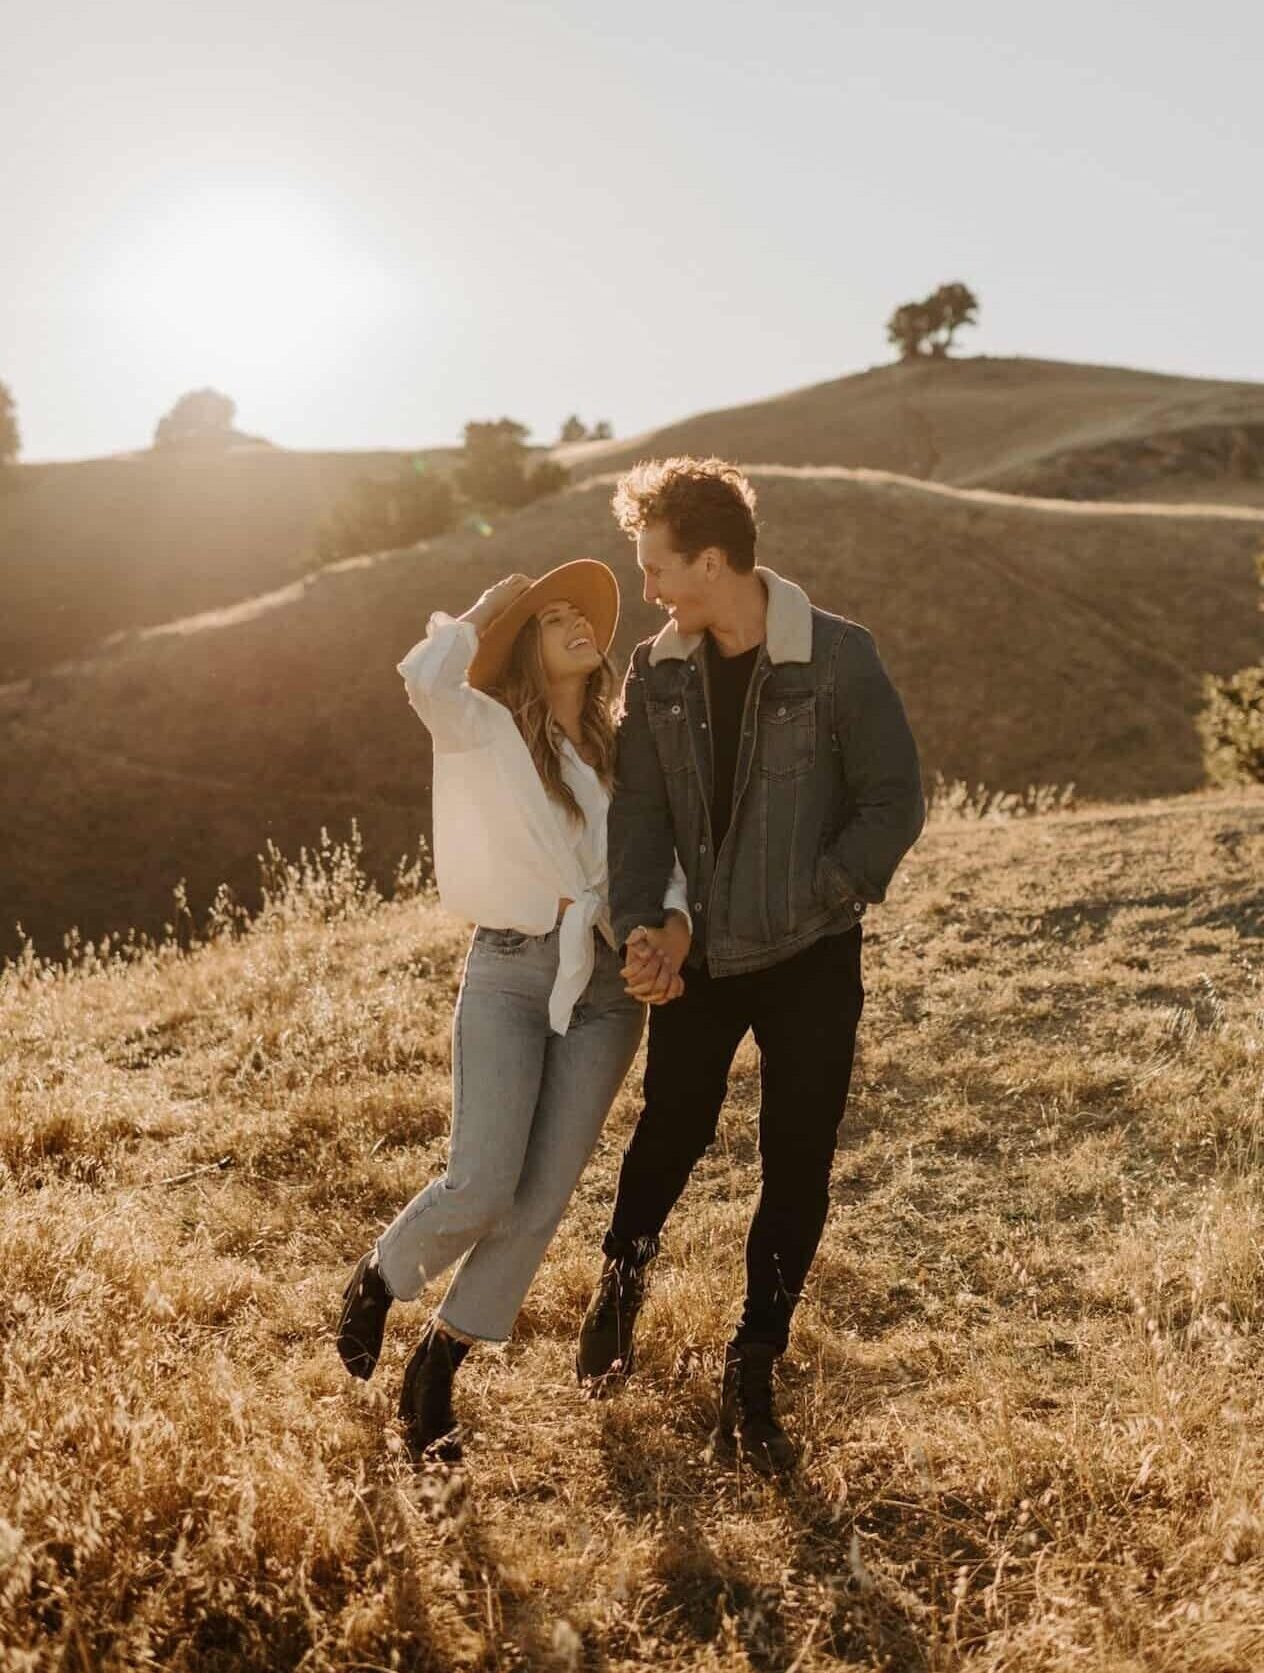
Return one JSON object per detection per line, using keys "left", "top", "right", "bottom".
{"left": 738, "top": 1355, "right": 778, "bottom": 1428}
{"left": 594, "top": 1261, "right": 640, "bottom": 1326}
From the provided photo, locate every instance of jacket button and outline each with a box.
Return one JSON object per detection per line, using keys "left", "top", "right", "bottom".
{"left": 694, "top": 902, "right": 703, "bottom": 913}
{"left": 671, "top": 704, "right": 682, "bottom": 715}
{"left": 777, "top": 704, "right": 786, "bottom": 716}
{"left": 701, "top": 721, "right": 708, "bottom": 730}
{"left": 699, "top": 843, "right": 707, "bottom": 854}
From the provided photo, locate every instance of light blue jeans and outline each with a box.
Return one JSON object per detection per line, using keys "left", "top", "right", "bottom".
{"left": 375, "top": 924, "right": 645, "bottom": 1343}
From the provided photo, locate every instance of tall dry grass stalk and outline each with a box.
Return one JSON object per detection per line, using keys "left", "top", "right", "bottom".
{"left": 3, "top": 791, "right": 1263, "bottom": 1669}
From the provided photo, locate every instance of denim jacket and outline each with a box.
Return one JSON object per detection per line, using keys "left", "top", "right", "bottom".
{"left": 608, "top": 567, "right": 925, "bottom": 976}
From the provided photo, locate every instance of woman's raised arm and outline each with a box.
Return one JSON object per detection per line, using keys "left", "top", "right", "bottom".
{"left": 397, "top": 575, "right": 532, "bottom": 751}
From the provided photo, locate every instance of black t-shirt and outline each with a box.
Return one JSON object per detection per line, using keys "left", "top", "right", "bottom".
{"left": 706, "top": 633, "right": 760, "bottom": 850}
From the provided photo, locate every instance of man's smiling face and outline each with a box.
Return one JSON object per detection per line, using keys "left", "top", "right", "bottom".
{"left": 636, "top": 522, "right": 716, "bottom": 638}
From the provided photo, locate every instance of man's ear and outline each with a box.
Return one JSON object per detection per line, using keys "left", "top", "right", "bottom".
{"left": 701, "top": 546, "right": 725, "bottom": 581}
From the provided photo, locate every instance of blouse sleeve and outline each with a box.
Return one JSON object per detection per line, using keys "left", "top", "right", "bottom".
{"left": 662, "top": 854, "right": 693, "bottom": 935}
{"left": 397, "top": 613, "right": 493, "bottom": 752}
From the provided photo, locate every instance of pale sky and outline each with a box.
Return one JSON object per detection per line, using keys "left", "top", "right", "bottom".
{"left": 4, "top": 1, "right": 1262, "bottom": 461}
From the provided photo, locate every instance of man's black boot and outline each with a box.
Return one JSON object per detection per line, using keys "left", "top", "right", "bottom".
{"left": 709, "top": 1342, "right": 798, "bottom": 1474}
{"left": 576, "top": 1245, "right": 653, "bottom": 1383}
{"left": 399, "top": 1324, "right": 471, "bottom": 1462}
{"left": 336, "top": 1249, "right": 393, "bottom": 1380}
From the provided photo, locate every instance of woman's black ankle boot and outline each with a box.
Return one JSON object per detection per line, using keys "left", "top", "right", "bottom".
{"left": 399, "top": 1324, "right": 471, "bottom": 1462}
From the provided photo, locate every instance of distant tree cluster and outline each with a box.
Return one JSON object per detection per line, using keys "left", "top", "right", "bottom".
{"left": 0, "top": 380, "right": 19, "bottom": 466}
{"left": 557, "top": 415, "right": 614, "bottom": 444}
{"left": 457, "top": 419, "right": 567, "bottom": 509}
{"left": 315, "top": 462, "right": 457, "bottom": 564}
{"left": 886, "top": 282, "right": 980, "bottom": 361}
{"left": 153, "top": 388, "right": 237, "bottom": 449}
{"left": 1199, "top": 549, "right": 1264, "bottom": 785}
{"left": 315, "top": 418, "right": 569, "bottom": 563}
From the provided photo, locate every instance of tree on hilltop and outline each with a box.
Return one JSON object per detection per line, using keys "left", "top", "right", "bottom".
{"left": 886, "top": 300, "right": 936, "bottom": 361}
{"left": 457, "top": 418, "right": 568, "bottom": 509}
{"left": 886, "top": 282, "right": 980, "bottom": 360}
{"left": 154, "top": 388, "right": 237, "bottom": 449}
{"left": 0, "top": 381, "right": 19, "bottom": 465}
{"left": 557, "top": 415, "right": 615, "bottom": 444}
{"left": 927, "top": 282, "right": 980, "bottom": 356}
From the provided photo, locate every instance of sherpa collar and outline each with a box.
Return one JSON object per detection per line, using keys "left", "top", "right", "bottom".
{"left": 646, "top": 566, "right": 814, "bottom": 666}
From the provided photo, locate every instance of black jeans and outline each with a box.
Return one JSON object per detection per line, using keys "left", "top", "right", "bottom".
{"left": 604, "top": 927, "right": 864, "bottom": 1352}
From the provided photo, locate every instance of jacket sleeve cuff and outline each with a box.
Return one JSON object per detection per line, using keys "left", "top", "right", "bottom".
{"left": 661, "top": 857, "right": 693, "bottom": 934}
{"left": 612, "top": 908, "right": 666, "bottom": 951}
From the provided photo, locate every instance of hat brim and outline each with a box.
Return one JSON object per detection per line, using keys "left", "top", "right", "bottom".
{"left": 467, "top": 559, "right": 620, "bottom": 694}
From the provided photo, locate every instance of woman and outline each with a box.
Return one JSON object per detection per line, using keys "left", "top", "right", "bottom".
{"left": 336, "top": 561, "right": 689, "bottom": 1461}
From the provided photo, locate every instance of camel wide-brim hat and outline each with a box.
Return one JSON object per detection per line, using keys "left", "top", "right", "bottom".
{"left": 467, "top": 558, "right": 620, "bottom": 693}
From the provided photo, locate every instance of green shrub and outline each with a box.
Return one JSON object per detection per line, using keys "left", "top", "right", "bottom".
{"left": 315, "top": 462, "right": 455, "bottom": 562}
{"left": 1199, "top": 666, "right": 1264, "bottom": 786}
{"left": 1199, "top": 549, "right": 1264, "bottom": 786}
{"left": 456, "top": 418, "right": 569, "bottom": 510}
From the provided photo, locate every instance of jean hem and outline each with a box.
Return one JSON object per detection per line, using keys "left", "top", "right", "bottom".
{"left": 374, "top": 1239, "right": 426, "bottom": 1304}
{"left": 435, "top": 1312, "right": 509, "bottom": 1347}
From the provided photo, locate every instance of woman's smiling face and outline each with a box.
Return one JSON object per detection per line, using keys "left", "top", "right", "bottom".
{"left": 533, "top": 598, "right": 602, "bottom": 682}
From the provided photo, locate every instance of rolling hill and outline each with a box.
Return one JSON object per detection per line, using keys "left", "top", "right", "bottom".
{"left": 0, "top": 444, "right": 457, "bottom": 681}
{"left": 2, "top": 467, "right": 1260, "bottom": 959}
{"left": 557, "top": 357, "right": 1264, "bottom": 508}
{"left": 6, "top": 356, "right": 1262, "bottom": 693}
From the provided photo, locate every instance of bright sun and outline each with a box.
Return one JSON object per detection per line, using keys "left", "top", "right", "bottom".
{"left": 103, "top": 187, "right": 399, "bottom": 388}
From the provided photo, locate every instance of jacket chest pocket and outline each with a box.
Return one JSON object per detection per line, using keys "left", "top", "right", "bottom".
{"left": 646, "top": 696, "right": 694, "bottom": 776}
{"left": 756, "top": 694, "right": 816, "bottom": 778}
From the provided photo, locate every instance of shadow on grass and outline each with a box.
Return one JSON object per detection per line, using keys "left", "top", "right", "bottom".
{"left": 592, "top": 1400, "right": 793, "bottom": 1669}
{"left": 587, "top": 1385, "right": 938, "bottom": 1671}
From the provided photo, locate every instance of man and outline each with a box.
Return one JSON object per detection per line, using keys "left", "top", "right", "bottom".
{"left": 576, "top": 456, "right": 925, "bottom": 1472}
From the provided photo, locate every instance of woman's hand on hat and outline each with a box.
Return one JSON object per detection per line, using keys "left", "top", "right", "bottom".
{"left": 464, "top": 574, "right": 534, "bottom": 636}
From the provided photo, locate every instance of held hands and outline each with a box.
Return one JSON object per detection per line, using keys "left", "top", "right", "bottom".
{"left": 621, "top": 911, "right": 692, "bottom": 1005}
{"left": 463, "top": 574, "right": 533, "bottom": 636}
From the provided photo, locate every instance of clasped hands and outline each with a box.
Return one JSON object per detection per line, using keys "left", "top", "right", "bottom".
{"left": 621, "top": 911, "right": 691, "bottom": 1006}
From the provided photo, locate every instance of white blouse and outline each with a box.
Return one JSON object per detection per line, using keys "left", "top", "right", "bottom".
{"left": 398, "top": 614, "right": 690, "bottom": 1035}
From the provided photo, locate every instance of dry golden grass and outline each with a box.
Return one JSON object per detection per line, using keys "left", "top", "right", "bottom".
{"left": 3, "top": 790, "right": 1263, "bottom": 1670}
{"left": 2, "top": 467, "right": 1260, "bottom": 961}
{"left": 557, "top": 357, "right": 1264, "bottom": 509}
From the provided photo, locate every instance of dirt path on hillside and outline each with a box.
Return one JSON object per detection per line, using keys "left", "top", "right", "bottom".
{"left": 0, "top": 543, "right": 423, "bottom": 703}
{"left": 741, "top": 463, "right": 1264, "bottom": 521}
{"left": 6, "top": 468, "right": 1262, "bottom": 710}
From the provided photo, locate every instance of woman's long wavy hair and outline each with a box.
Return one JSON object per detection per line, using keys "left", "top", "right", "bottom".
{"left": 488, "top": 617, "right": 618, "bottom": 822}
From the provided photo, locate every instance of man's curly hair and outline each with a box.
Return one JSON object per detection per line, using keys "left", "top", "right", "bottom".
{"left": 611, "top": 456, "right": 758, "bottom": 573}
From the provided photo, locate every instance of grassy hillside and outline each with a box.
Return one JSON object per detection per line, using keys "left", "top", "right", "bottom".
{"left": 6, "top": 358, "right": 1261, "bottom": 688}
{"left": 3, "top": 791, "right": 1262, "bottom": 1669}
{"left": 558, "top": 358, "right": 1264, "bottom": 508}
{"left": 1, "top": 468, "right": 1260, "bottom": 960}
{"left": 0, "top": 445, "right": 456, "bottom": 680}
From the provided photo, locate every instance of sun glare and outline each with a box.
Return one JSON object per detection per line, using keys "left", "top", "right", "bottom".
{"left": 102, "top": 188, "right": 401, "bottom": 387}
